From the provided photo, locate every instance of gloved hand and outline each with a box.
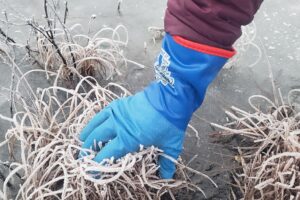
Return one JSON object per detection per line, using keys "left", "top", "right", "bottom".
{"left": 80, "top": 33, "right": 234, "bottom": 179}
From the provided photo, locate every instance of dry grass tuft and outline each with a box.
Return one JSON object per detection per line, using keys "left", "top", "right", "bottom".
{"left": 212, "top": 90, "right": 300, "bottom": 200}
{"left": 0, "top": 64, "right": 216, "bottom": 199}
{"left": 34, "top": 24, "right": 129, "bottom": 80}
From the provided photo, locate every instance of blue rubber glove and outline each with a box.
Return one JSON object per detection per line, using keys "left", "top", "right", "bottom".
{"left": 80, "top": 33, "right": 233, "bottom": 179}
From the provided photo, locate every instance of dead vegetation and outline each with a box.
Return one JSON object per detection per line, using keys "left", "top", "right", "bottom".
{"left": 212, "top": 89, "right": 300, "bottom": 200}
{"left": 0, "top": 71, "right": 214, "bottom": 199}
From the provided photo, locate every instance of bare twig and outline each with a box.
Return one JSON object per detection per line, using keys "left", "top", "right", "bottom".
{"left": 63, "top": 1, "right": 68, "bottom": 25}
{"left": 0, "top": 27, "right": 15, "bottom": 43}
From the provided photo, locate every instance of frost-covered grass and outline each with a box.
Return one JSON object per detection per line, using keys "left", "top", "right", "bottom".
{"left": 212, "top": 89, "right": 300, "bottom": 199}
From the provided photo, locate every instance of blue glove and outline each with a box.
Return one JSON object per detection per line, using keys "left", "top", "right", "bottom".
{"left": 80, "top": 33, "right": 234, "bottom": 179}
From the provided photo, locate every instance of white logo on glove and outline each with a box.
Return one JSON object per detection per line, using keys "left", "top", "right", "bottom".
{"left": 154, "top": 48, "right": 175, "bottom": 86}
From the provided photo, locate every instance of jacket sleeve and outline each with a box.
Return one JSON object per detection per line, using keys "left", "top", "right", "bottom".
{"left": 165, "top": 0, "right": 263, "bottom": 50}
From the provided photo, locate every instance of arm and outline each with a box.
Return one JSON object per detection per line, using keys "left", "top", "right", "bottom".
{"left": 79, "top": 0, "right": 263, "bottom": 179}
{"left": 165, "top": 0, "right": 263, "bottom": 49}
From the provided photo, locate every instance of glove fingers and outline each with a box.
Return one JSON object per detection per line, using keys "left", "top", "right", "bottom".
{"left": 81, "top": 119, "right": 116, "bottom": 152}
{"left": 93, "top": 137, "right": 138, "bottom": 163}
{"left": 158, "top": 148, "right": 181, "bottom": 179}
{"left": 79, "top": 108, "right": 110, "bottom": 141}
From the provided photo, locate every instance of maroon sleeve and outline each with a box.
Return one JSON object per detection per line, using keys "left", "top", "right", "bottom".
{"left": 165, "top": 0, "right": 263, "bottom": 50}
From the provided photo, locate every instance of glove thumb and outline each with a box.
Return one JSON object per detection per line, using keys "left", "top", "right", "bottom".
{"left": 158, "top": 148, "right": 181, "bottom": 179}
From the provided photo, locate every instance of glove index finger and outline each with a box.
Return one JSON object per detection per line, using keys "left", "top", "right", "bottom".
{"left": 79, "top": 108, "right": 110, "bottom": 141}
